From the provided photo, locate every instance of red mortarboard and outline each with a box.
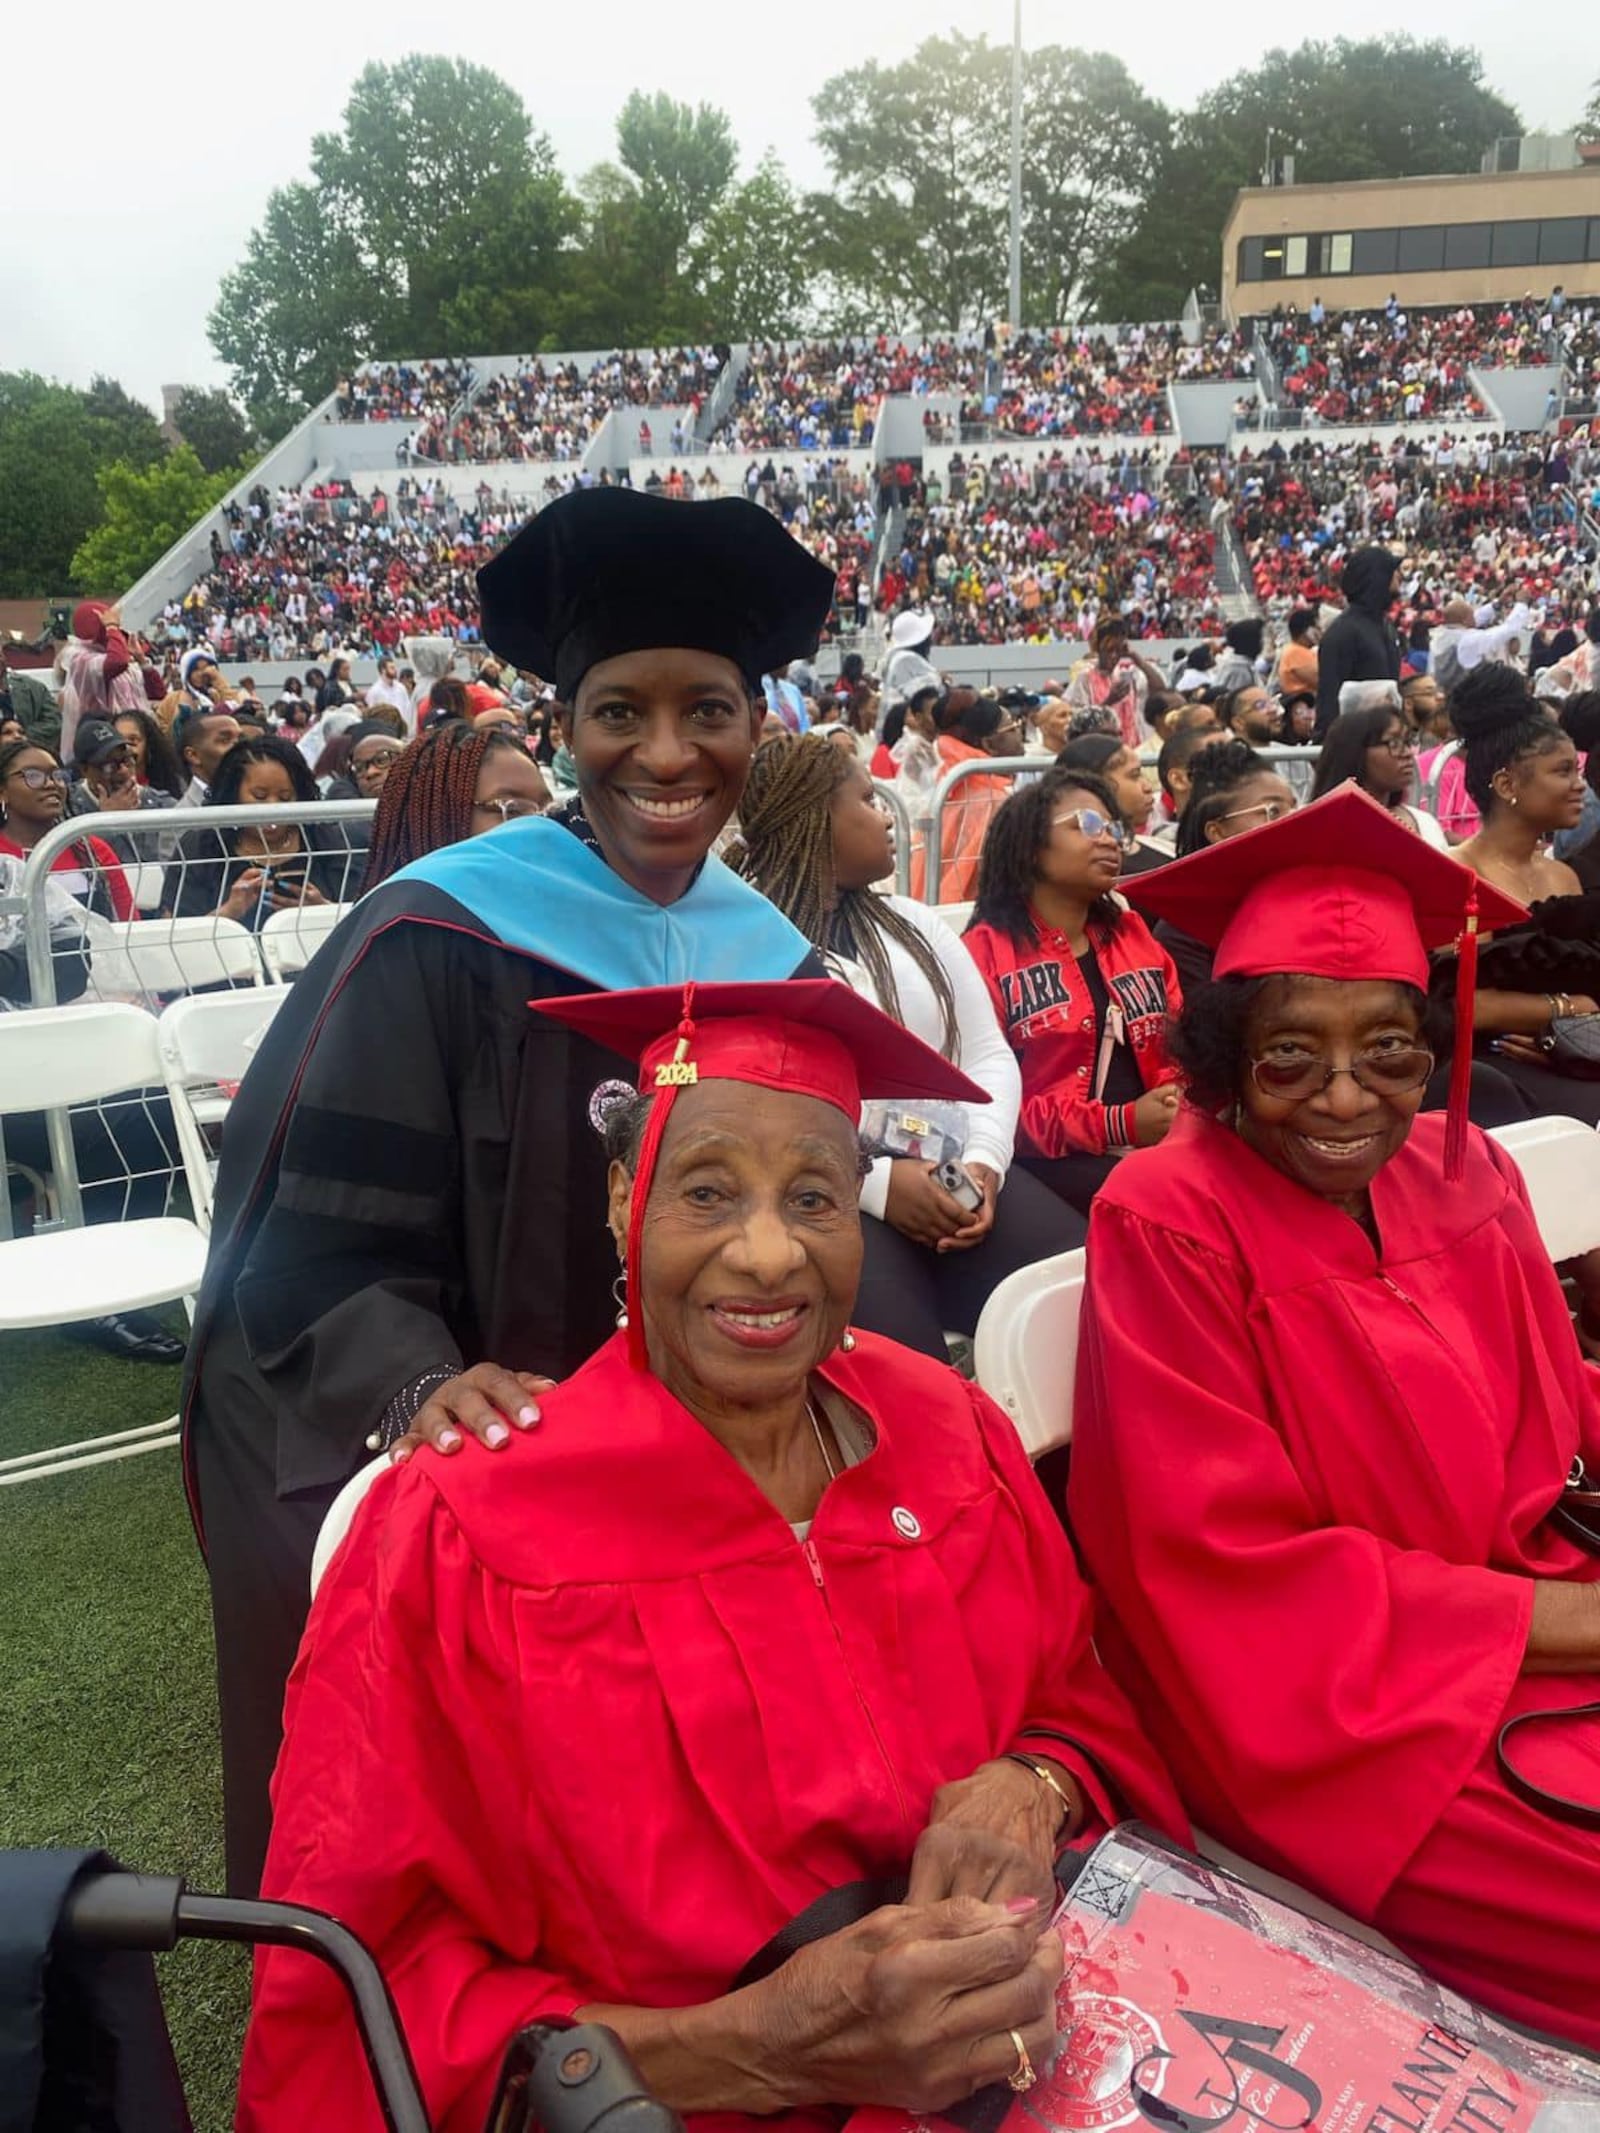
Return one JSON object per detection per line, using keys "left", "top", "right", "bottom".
{"left": 1120, "top": 786, "right": 1528, "bottom": 1178}
{"left": 533, "top": 979, "right": 987, "bottom": 1358}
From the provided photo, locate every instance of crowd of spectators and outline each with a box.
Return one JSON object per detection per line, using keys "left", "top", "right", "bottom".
{"left": 1233, "top": 431, "right": 1600, "bottom": 616}
{"left": 1256, "top": 300, "right": 1562, "bottom": 425}
{"left": 333, "top": 360, "right": 472, "bottom": 423}
{"left": 400, "top": 348, "right": 725, "bottom": 464}
{"left": 153, "top": 479, "right": 519, "bottom": 661}
{"left": 883, "top": 451, "right": 1219, "bottom": 645}
{"left": 961, "top": 323, "right": 1255, "bottom": 441}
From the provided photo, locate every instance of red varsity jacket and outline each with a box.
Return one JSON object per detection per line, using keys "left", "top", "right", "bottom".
{"left": 964, "top": 908, "right": 1183, "bottom": 1157}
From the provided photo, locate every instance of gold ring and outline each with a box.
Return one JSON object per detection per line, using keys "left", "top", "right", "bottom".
{"left": 1007, "top": 2029, "right": 1037, "bottom": 2094}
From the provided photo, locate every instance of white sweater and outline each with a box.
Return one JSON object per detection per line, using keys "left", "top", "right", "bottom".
{"left": 825, "top": 895, "right": 1022, "bottom": 1220}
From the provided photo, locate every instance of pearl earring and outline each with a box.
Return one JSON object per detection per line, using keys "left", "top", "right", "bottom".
{"left": 839, "top": 1328, "right": 857, "bottom": 1353}
{"left": 611, "top": 1270, "right": 629, "bottom": 1329}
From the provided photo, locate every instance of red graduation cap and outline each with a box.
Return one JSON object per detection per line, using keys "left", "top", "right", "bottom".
{"left": 1120, "top": 785, "right": 1529, "bottom": 1178}
{"left": 533, "top": 979, "right": 987, "bottom": 1358}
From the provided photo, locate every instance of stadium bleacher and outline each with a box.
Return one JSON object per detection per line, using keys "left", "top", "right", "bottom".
{"left": 125, "top": 311, "right": 1600, "bottom": 665}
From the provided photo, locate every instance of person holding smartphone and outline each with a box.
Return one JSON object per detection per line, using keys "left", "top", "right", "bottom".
{"left": 171, "top": 734, "right": 358, "bottom": 930}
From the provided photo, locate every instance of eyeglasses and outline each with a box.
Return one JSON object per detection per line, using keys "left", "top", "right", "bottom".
{"left": 472, "top": 795, "right": 544, "bottom": 822}
{"left": 1376, "top": 731, "right": 1418, "bottom": 755}
{"left": 355, "top": 749, "right": 403, "bottom": 772}
{"left": 1249, "top": 1044, "right": 1435, "bottom": 1102}
{"left": 1052, "top": 807, "right": 1127, "bottom": 846}
{"left": 1218, "top": 798, "right": 1295, "bottom": 827}
{"left": 5, "top": 766, "right": 68, "bottom": 791}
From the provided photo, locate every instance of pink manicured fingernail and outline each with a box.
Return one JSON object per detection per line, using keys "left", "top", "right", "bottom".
{"left": 391, "top": 1443, "right": 413, "bottom": 1465}
{"left": 517, "top": 1405, "right": 540, "bottom": 1428}
{"left": 437, "top": 1428, "right": 461, "bottom": 1453}
{"left": 485, "top": 1421, "right": 510, "bottom": 1449}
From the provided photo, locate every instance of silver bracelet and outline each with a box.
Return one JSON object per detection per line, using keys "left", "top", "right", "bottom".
{"left": 366, "top": 1365, "right": 460, "bottom": 1453}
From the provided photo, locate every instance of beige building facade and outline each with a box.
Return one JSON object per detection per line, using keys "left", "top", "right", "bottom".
{"left": 1222, "top": 166, "right": 1600, "bottom": 318}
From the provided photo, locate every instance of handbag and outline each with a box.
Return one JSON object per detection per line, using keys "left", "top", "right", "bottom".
{"left": 1496, "top": 1457, "right": 1600, "bottom": 1828}
{"left": 1548, "top": 1013, "right": 1600, "bottom": 1077}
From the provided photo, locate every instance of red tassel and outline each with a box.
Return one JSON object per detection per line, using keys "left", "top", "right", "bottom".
{"left": 1445, "top": 888, "right": 1478, "bottom": 1182}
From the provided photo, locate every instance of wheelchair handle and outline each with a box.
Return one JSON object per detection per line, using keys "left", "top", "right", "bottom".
{"left": 58, "top": 1870, "right": 430, "bottom": 2133}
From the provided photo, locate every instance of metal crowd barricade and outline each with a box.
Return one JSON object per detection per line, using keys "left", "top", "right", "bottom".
{"left": 869, "top": 780, "right": 914, "bottom": 898}
{"left": 8, "top": 801, "right": 374, "bottom": 1234}
{"left": 921, "top": 745, "right": 1328, "bottom": 904}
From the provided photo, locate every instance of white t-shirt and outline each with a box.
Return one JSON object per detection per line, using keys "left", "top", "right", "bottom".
{"left": 825, "top": 895, "right": 1021, "bottom": 1221}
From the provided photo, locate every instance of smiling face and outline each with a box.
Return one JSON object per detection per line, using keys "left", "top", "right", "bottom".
{"left": 1236, "top": 976, "right": 1430, "bottom": 1207}
{"left": 571, "top": 648, "right": 762, "bottom": 904}
{"left": 609, "top": 1081, "right": 862, "bottom": 1422}
{"left": 1, "top": 746, "right": 67, "bottom": 832}
{"left": 829, "top": 758, "right": 894, "bottom": 891}
{"left": 1496, "top": 731, "right": 1585, "bottom": 834}
{"left": 113, "top": 715, "right": 149, "bottom": 773}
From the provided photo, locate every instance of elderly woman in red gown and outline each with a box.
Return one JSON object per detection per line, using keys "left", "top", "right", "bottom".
{"left": 1070, "top": 785, "right": 1600, "bottom": 2052}
{"left": 239, "top": 979, "right": 1183, "bottom": 2133}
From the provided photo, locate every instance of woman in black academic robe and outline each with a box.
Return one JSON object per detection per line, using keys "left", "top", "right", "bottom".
{"left": 182, "top": 488, "right": 835, "bottom": 1895}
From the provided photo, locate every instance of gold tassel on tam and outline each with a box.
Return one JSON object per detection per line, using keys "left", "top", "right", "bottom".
{"left": 1445, "top": 888, "right": 1479, "bottom": 1182}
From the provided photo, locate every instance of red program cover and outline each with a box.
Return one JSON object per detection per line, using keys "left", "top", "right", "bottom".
{"left": 848, "top": 1830, "right": 1599, "bottom": 2133}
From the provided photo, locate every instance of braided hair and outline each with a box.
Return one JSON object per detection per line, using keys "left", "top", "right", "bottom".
{"left": 1450, "top": 664, "right": 1566, "bottom": 816}
{"left": 361, "top": 723, "right": 520, "bottom": 892}
{"left": 730, "top": 732, "right": 959, "bottom": 1058}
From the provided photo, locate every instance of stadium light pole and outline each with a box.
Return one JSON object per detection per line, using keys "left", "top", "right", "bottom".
{"left": 1008, "top": 0, "right": 1023, "bottom": 332}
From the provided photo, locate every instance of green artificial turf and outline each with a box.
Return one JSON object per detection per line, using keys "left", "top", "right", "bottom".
{"left": 0, "top": 1317, "right": 246, "bottom": 2131}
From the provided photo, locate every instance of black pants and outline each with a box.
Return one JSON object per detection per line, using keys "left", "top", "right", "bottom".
{"left": 5, "top": 1095, "right": 176, "bottom": 1226}
{"left": 1472, "top": 1046, "right": 1600, "bottom": 1128}
{"left": 1017, "top": 1150, "right": 1123, "bottom": 1218}
{"left": 1421, "top": 1056, "right": 1532, "bottom": 1130}
{"left": 851, "top": 1165, "right": 1085, "bottom": 1360}
{"left": 189, "top": 1319, "right": 339, "bottom": 1898}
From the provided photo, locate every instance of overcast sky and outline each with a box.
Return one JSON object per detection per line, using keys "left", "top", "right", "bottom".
{"left": 2, "top": 0, "right": 1585, "bottom": 413}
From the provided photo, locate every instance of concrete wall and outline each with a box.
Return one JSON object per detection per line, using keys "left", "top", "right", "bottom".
{"left": 1223, "top": 167, "right": 1600, "bottom": 318}
{"left": 1474, "top": 364, "right": 1564, "bottom": 430}
{"left": 1172, "top": 379, "right": 1262, "bottom": 446}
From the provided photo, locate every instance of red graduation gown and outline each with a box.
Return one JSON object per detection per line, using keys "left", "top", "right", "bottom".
{"left": 239, "top": 1330, "right": 1184, "bottom": 2133}
{"left": 1070, "top": 1106, "right": 1600, "bottom": 2045}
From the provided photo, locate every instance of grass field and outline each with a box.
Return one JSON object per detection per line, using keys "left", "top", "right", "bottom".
{"left": 0, "top": 1316, "right": 246, "bottom": 2131}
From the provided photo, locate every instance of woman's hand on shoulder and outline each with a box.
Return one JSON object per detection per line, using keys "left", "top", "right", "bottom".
{"left": 752, "top": 1895, "right": 1062, "bottom": 2115}
{"left": 389, "top": 1364, "right": 557, "bottom": 1462}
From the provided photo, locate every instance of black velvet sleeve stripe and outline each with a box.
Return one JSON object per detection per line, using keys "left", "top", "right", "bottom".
{"left": 282, "top": 1105, "right": 455, "bottom": 1195}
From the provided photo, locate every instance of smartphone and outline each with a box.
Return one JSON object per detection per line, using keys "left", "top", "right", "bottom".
{"left": 933, "top": 1159, "right": 984, "bottom": 1213}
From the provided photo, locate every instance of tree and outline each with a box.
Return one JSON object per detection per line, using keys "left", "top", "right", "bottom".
{"left": 1578, "top": 79, "right": 1600, "bottom": 140}
{"left": 616, "top": 92, "right": 737, "bottom": 285}
{"left": 810, "top": 36, "right": 1167, "bottom": 329}
{"left": 210, "top": 57, "right": 572, "bottom": 425}
{"left": 0, "top": 373, "right": 165, "bottom": 598}
{"left": 70, "top": 447, "right": 238, "bottom": 595}
{"left": 690, "top": 158, "right": 816, "bottom": 340}
{"left": 1097, "top": 37, "right": 1521, "bottom": 317}
{"left": 172, "top": 387, "right": 259, "bottom": 474}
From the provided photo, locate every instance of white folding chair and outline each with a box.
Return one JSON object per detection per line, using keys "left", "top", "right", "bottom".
{"left": 933, "top": 901, "right": 975, "bottom": 933}
{"left": 0, "top": 1003, "right": 209, "bottom": 1484}
{"left": 972, "top": 1246, "right": 1086, "bottom": 1458}
{"left": 310, "top": 1456, "right": 392, "bottom": 1597}
{"left": 258, "top": 902, "right": 350, "bottom": 984}
{"left": 88, "top": 914, "right": 265, "bottom": 1003}
{"left": 157, "top": 990, "right": 289, "bottom": 1231}
{"left": 1488, "top": 1116, "right": 1600, "bottom": 1264}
